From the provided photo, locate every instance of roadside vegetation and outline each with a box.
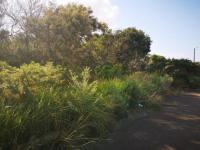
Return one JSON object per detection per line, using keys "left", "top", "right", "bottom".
{"left": 0, "top": 0, "right": 199, "bottom": 149}
{"left": 146, "top": 55, "right": 200, "bottom": 89}
{"left": 0, "top": 62, "right": 171, "bottom": 149}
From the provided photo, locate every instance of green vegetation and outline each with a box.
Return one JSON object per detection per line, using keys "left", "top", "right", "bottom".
{"left": 146, "top": 55, "right": 200, "bottom": 88}
{"left": 0, "top": 1, "right": 198, "bottom": 149}
{"left": 0, "top": 62, "right": 171, "bottom": 149}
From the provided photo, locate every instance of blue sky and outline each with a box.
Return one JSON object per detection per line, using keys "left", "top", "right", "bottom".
{"left": 58, "top": 0, "right": 200, "bottom": 61}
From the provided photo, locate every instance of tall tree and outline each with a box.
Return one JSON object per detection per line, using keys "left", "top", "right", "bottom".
{"left": 82, "top": 27, "right": 151, "bottom": 73}
{"left": 28, "top": 4, "right": 101, "bottom": 65}
{"left": 114, "top": 28, "right": 151, "bottom": 72}
{"left": 2, "top": 0, "right": 46, "bottom": 65}
{"left": 4, "top": 0, "right": 44, "bottom": 35}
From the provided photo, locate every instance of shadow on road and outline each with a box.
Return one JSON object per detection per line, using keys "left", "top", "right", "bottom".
{"left": 91, "top": 92, "right": 200, "bottom": 150}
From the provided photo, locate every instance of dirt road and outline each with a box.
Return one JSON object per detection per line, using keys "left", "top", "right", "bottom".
{"left": 94, "top": 92, "right": 200, "bottom": 150}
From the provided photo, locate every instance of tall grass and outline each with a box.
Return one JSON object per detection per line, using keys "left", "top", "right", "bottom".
{"left": 0, "top": 62, "right": 172, "bottom": 150}
{"left": 128, "top": 72, "right": 172, "bottom": 108}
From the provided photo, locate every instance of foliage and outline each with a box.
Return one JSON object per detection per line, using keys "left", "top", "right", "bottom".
{"left": 0, "top": 1, "right": 152, "bottom": 70}
{"left": 97, "top": 72, "right": 172, "bottom": 117}
{"left": 114, "top": 28, "right": 151, "bottom": 72}
{"left": 0, "top": 3, "right": 102, "bottom": 66}
{"left": 31, "top": 4, "right": 100, "bottom": 65}
{"left": 146, "top": 55, "right": 168, "bottom": 74}
{"left": 0, "top": 2, "right": 183, "bottom": 150}
{"left": 167, "top": 59, "right": 200, "bottom": 88}
{"left": 82, "top": 28, "right": 151, "bottom": 73}
{"left": 146, "top": 55, "right": 200, "bottom": 88}
{"left": 127, "top": 72, "right": 172, "bottom": 108}
{"left": 95, "top": 64, "right": 123, "bottom": 79}
{"left": 0, "top": 62, "right": 65, "bottom": 101}
{"left": 0, "top": 64, "right": 115, "bottom": 149}
{"left": 0, "top": 62, "right": 171, "bottom": 149}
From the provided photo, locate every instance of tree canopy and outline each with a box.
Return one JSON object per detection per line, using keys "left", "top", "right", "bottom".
{"left": 0, "top": 0, "right": 152, "bottom": 73}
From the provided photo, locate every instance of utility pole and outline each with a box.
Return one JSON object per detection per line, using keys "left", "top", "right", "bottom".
{"left": 194, "top": 47, "right": 199, "bottom": 62}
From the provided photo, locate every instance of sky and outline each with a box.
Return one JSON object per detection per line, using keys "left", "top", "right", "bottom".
{"left": 56, "top": 0, "right": 200, "bottom": 61}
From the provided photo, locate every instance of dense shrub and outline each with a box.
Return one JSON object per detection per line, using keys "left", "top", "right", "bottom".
{"left": 145, "top": 55, "right": 168, "bottom": 74}
{"left": 0, "top": 64, "right": 114, "bottom": 149}
{"left": 146, "top": 55, "right": 200, "bottom": 89}
{"left": 97, "top": 72, "right": 172, "bottom": 116}
{"left": 0, "top": 62, "right": 172, "bottom": 149}
{"left": 129, "top": 72, "right": 172, "bottom": 107}
{"left": 95, "top": 64, "right": 123, "bottom": 79}
{"left": 167, "top": 59, "right": 200, "bottom": 88}
{"left": 0, "top": 62, "right": 65, "bottom": 102}
{"left": 97, "top": 79, "right": 131, "bottom": 119}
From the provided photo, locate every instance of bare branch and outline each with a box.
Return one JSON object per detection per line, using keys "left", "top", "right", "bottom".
{"left": 4, "top": 0, "right": 46, "bottom": 35}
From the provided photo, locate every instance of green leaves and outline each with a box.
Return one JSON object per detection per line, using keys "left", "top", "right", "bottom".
{"left": 146, "top": 55, "right": 200, "bottom": 88}
{"left": 0, "top": 62, "right": 172, "bottom": 149}
{"left": 0, "top": 64, "right": 113, "bottom": 149}
{"left": 0, "top": 62, "right": 64, "bottom": 101}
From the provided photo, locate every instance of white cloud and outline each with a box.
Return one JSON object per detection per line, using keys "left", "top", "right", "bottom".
{"left": 56, "top": 0, "right": 119, "bottom": 25}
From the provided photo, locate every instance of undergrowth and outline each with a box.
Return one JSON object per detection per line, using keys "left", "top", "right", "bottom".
{"left": 0, "top": 62, "right": 172, "bottom": 150}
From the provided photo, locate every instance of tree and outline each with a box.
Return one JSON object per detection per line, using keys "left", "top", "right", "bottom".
{"left": 82, "top": 27, "right": 151, "bottom": 73}
{"left": 32, "top": 4, "right": 100, "bottom": 65}
{"left": 1, "top": 2, "right": 102, "bottom": 66}
{"left": 4, "top": 2, "right": 101, "bottom": 66}
{"left": 146, "top": 55, "right": 168, "bottom": 74}
{"left": 4, "top": 0, "right": 44, "bottom": 35}
{"left": 1, "top": 2, "right": 151, "bottom": 72}
{"left": 114, "top": 28, "right": 151, "bottom": 72}
{"left": 81, "top": 32, "right": 116, "bottom": 69}
{"left": 0, "top": 0, "right": 46, "bottom": 65}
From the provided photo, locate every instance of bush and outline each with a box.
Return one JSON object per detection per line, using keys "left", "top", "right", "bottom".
{"left": 97, "top": 79, "right": 130, "bottom": 119}
{"left": 146, "top": 55, "right": 200, "bottom": 89}
{"left": 0, "top": 62, "right": 65, "bottom": 102}
{"left": 0, "top": 64, "right": 114, "bottom": 149}
{"left": 0, "top": 62, "right": 172, "bottom": 149}
{"left": 97, "top": 72, "right": 172, "bottom": 116}
{"left": 127, "top": 72, "right": 172, "bottom": 108}
{"left": 168, "top": 59, "right": 200, "bottom": 88}
{"left": 95, "top": 64, "right": 123, "bottom": 79}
